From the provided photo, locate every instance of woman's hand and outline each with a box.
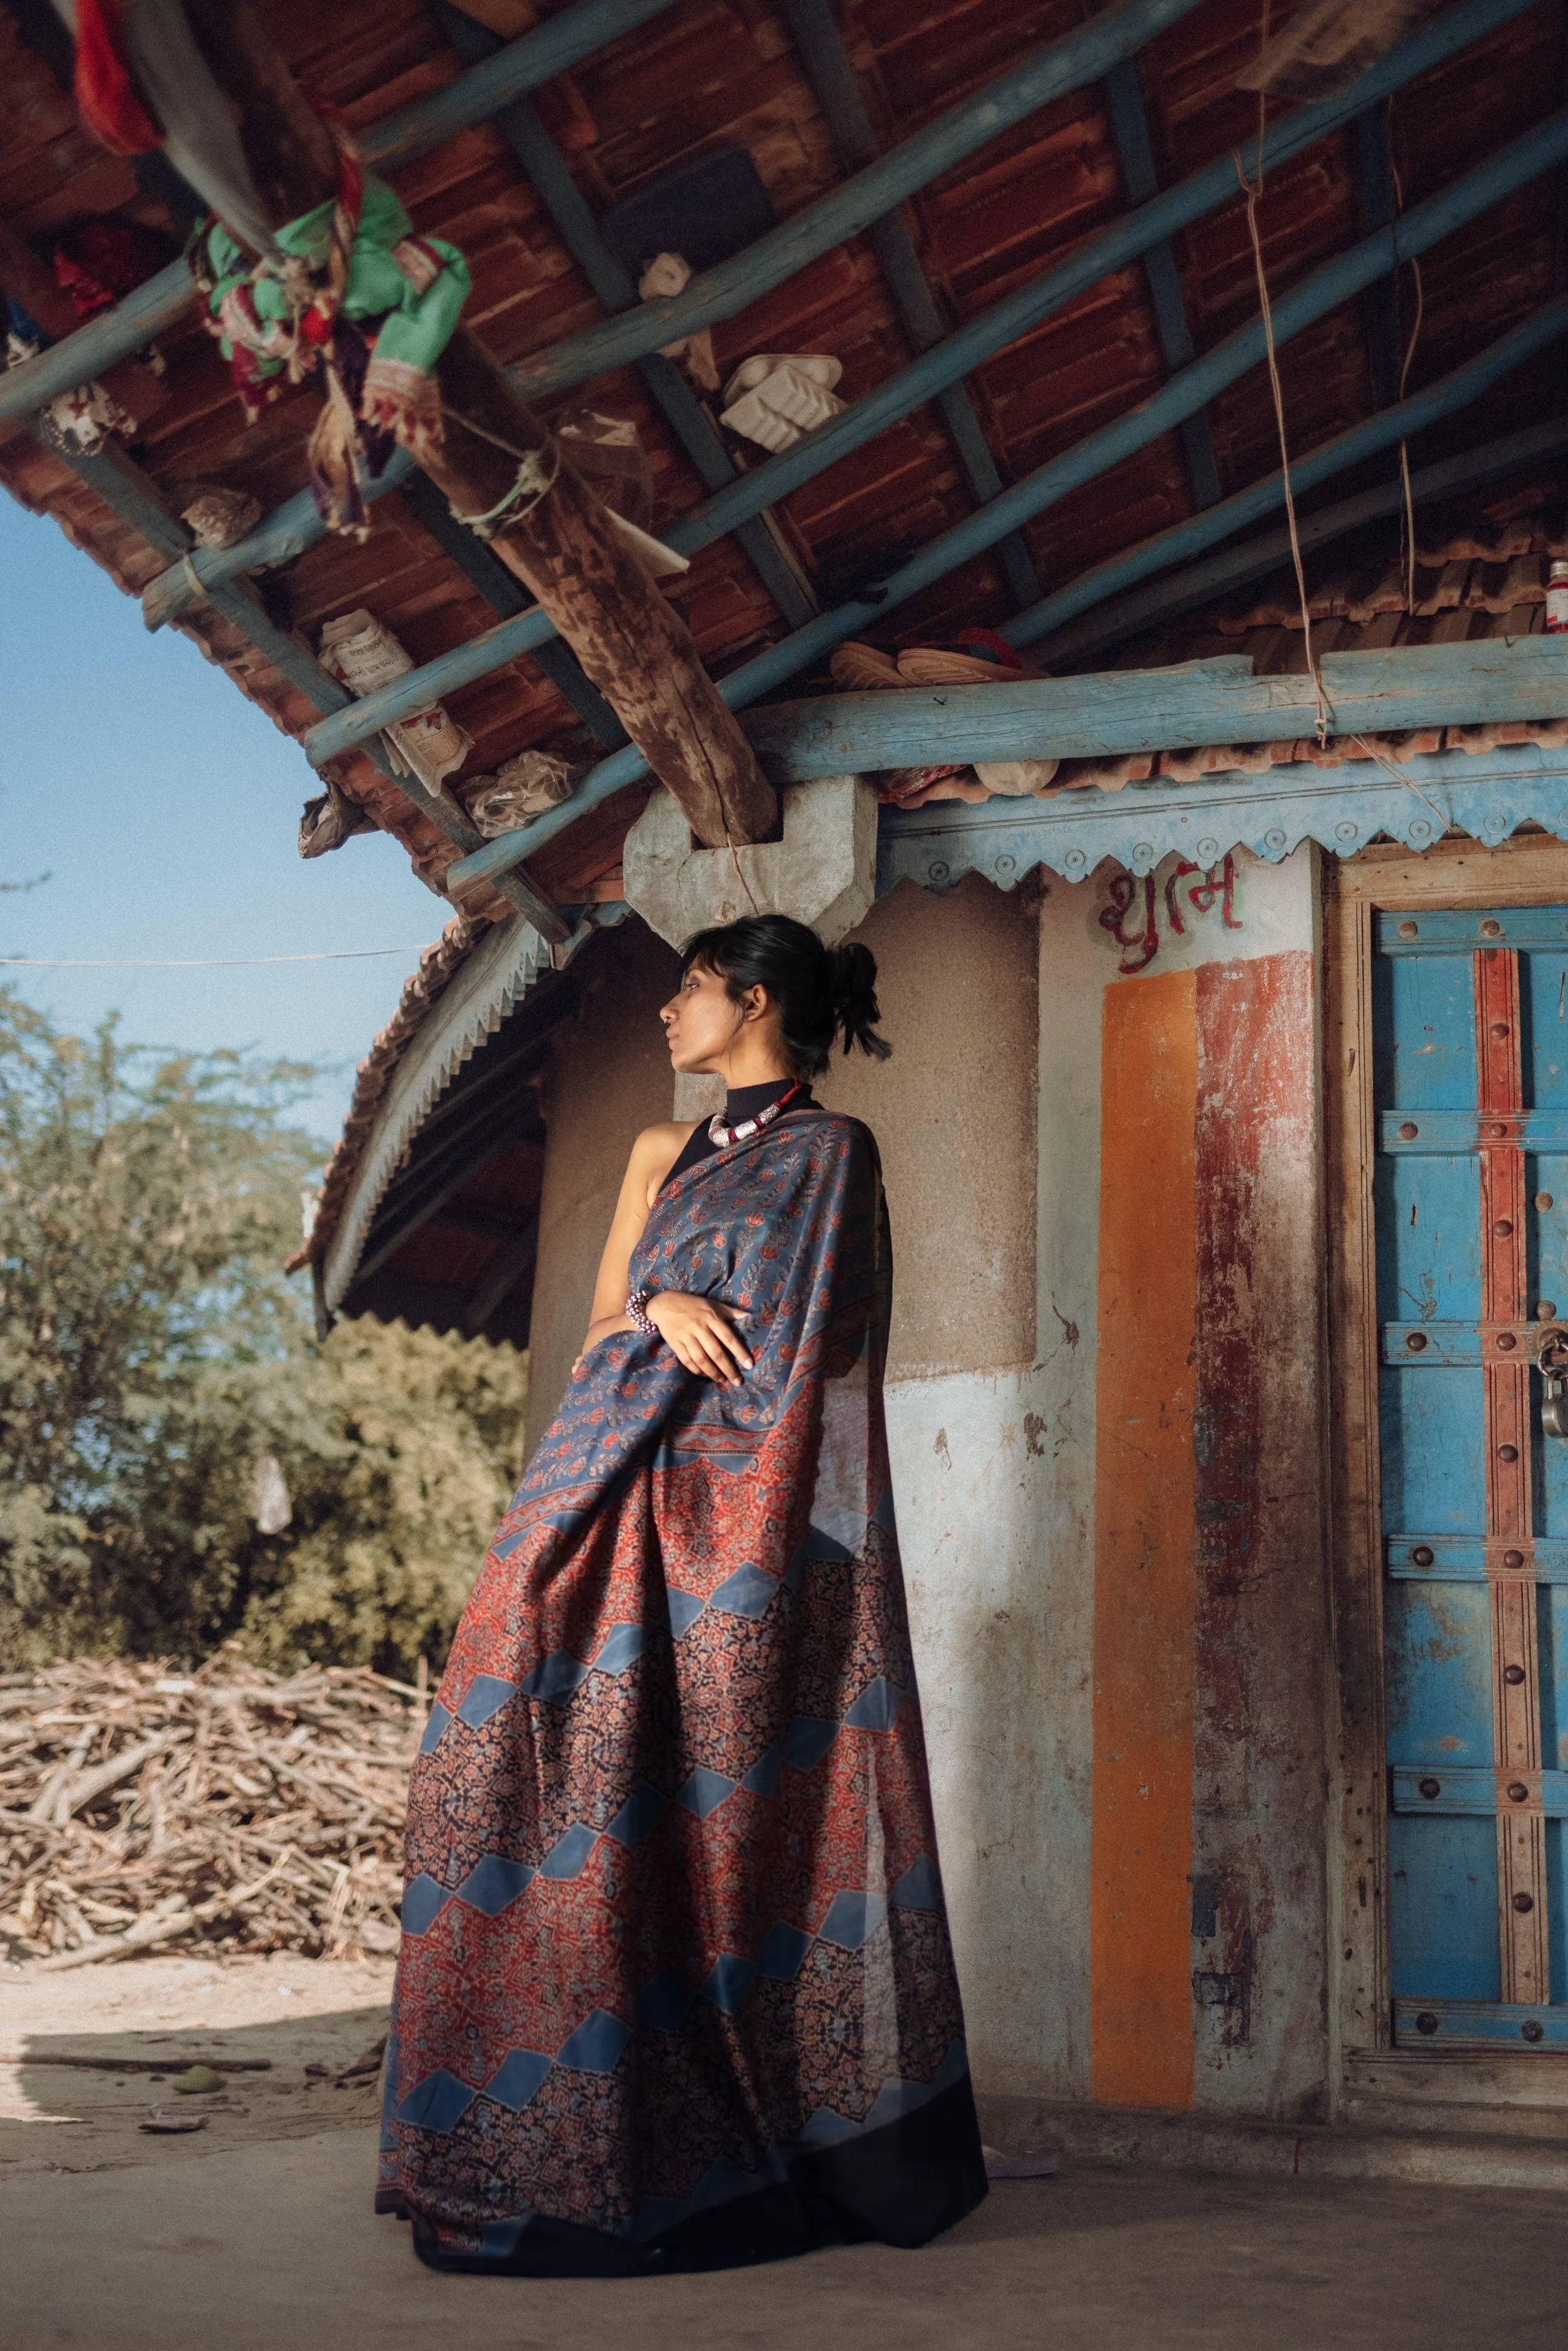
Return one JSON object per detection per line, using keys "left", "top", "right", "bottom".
{"left": 644, "top": 1291, "right": 753, "bottom": 1386}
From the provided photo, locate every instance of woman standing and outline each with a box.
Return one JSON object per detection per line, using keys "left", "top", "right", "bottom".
{"left": 380, "top": 915, "right": 986, "bottom": 2272}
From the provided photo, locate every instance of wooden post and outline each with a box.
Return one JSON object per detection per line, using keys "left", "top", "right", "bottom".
{"left": 423, "top": 327, "right": 774, "bottom": 849}
{"left": 177, "top": 1, "right": 775, "bottom": 852}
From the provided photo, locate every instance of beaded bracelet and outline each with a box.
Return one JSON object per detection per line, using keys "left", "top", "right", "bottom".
{"left": 626, "top": 1287, "right": 660, "bottom": 1338}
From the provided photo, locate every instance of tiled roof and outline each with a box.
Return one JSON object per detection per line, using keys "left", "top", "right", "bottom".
{"left": 288, "top": 912, "right": 488, "bottom": 1275}
{"left": 3, "top": 0, "right": 1566, "bottom": 913}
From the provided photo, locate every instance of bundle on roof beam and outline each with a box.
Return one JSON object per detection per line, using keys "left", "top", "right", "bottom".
{"left": 0, "top": 0, "right": 688, "bottom": 424}
{"left": 166, "top": 1, "right": 774, "bottom": 854}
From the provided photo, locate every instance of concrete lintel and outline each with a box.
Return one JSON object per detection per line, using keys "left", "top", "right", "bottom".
{"left": 622, "top": 772, "right": 877, "bottom": 947}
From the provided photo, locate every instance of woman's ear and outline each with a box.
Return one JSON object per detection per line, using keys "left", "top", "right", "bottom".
{"left": 741, "top": 983, "right": 770, "bottom": 1025}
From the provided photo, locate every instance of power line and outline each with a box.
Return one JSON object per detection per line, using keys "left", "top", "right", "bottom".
{"left": 0, "top": 947, "right": 431, "bottom": 970}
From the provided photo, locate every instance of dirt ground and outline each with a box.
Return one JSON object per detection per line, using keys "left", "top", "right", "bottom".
{"left": 0, "top": 1951, "right": 396, "bottom": 2177}
{"left": 6, "top": 1954, "right": 1568, "bottom": 2350}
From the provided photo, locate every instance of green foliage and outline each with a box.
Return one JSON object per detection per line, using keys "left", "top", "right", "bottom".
{"left": 0, "top": 987, "right": 527, "bottom": 1674}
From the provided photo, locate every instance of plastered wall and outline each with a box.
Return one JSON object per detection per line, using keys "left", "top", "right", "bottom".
{"left": 888, "top": 847, "right": 1331, "bottom": 2121}
{"left": 817, "top": 872, "right": 1038, "bottom": 1378}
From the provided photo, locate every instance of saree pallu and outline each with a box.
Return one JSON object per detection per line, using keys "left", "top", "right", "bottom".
{"left": 381, "top": 1109, "right": 985, "bottom": 2273}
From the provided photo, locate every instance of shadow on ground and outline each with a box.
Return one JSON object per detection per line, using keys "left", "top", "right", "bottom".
{"left": 0, "top": 1954, "right": 394, "bottom": 2177}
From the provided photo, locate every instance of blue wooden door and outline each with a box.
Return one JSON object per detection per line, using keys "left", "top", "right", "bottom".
{"left": 1376, "top": 905, "right": 1568, "bottom": 2049}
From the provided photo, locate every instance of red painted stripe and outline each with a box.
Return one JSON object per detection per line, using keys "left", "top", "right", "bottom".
{"left": 1192, "top": 952, "right": 1319, "bottom": 2069}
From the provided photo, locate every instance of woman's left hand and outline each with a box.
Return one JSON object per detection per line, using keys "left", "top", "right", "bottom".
{"left": 644, "top": 1291, "right": 753, "bottom": 1385}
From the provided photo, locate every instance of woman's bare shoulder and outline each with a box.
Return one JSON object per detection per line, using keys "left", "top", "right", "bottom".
{"left": 628, "top": 1118, "right": 700, "bottom": 1198}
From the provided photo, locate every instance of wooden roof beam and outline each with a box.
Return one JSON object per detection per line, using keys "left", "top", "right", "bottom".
{"left": 1101, "top": 57, "right": 1222, "bottom": 511}
{"left": 735, "top": 641, "right": 1568, "bottom": 778}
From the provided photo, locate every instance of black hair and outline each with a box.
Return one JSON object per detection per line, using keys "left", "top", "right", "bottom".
{"left": 680, "top": 914, "right": 892, "bottom": 1080}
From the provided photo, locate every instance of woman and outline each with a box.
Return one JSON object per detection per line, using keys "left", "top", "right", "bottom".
{"left": 379, "top": 915, "right": 986, "bottom": 2273}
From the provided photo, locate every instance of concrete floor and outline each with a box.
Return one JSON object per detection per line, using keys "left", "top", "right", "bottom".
{"left": 4, "top": 2125, "right": 1568, "bottom": 2351}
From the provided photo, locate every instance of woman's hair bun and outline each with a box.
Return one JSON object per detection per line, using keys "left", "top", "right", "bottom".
{"left": 827, "top": 940, "right": 892, "bottom": 1064}
{"left": 680, "top": 914, "right": 891, "bottom": 1077}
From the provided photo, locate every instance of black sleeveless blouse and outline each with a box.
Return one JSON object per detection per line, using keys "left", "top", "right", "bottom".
{"left": 660, "top": 1077, "right": 816, "bottom": 1193}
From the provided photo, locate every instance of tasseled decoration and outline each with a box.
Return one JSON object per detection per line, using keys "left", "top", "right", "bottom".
{"left": 190, "top": 123, "right": 469, "bottom": 535}
{"left": 307, "top": 360, "right": 373, "bottom": 541}
{"left": 360, "top": 352, "right": 445, "bottom": 459}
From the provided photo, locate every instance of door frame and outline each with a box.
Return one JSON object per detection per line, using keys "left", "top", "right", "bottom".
{"left": 1326, "top": 834, "right": 1568, "bottom": 2112}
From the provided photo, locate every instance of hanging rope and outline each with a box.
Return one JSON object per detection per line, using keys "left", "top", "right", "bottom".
{"left": 447, "top": 432, "right": 561, "bottom": 539}
{"left": 1388, "top": 144, "right": 1426, "bottom": 614}
{"left": 1233, "top": 0, "right": 1334, "bottom": 750}
{"left": 1349, "top": 731, "right": 1451, "bottom": 835}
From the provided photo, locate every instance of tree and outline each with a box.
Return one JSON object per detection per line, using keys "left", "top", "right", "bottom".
{"left": 0, "top": 987, "right": 527, "bottom": 1673}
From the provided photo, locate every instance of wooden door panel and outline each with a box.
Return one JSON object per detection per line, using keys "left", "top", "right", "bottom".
{"left": 1388, "top": 1814, "right": 1501, "bottom": 2000}
{"left": 1375, "top": 904, "right": 1560, "bottom": 2037}
{"left": 1382, "top": 952, "right": 1479, "bottom": 1107}
{"left": 1385, "top": 1582, "right": 1496, "bottom": 1766}
{"left": 1374, "top": 1154, "right": 1481, "bottom": 1324}
{"left": 1379, "top": 1368, "right": 1485, "bottom": 1531}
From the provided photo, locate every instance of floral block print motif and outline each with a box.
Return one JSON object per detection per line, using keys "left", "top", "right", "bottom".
{"left": 382, "top": 1111, "right": 985, "bottom": 2274}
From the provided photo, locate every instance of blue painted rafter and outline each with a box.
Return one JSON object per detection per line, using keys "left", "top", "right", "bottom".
{"left": 1355, "top": 102, "right": 1404, "bottom": 411}
{"left": 740, "top": 639, "right": 1568, "bottom": 778}
{"left": 435, "top": 4, "right": 818, "bottom": 633}
{"left": 1101, "top": 57, "right": 1222, "bottom": 508}
{"left": 1030, "top": 416, "right": 1568, "bottom": 668}
{"left": 777, "top": 0, "right": 1041, "bottom": 606}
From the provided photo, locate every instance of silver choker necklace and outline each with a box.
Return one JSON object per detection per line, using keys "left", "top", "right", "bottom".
{"left": 708, "top": 1082, "right": 803, "bottom": 1149}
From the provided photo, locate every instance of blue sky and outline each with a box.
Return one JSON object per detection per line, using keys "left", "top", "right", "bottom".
{"left": 1, "top": 496, "right": 441, "bottom": 1148}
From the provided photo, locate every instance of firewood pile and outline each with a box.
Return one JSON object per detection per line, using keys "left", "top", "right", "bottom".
{"left": 0, "top": 1653, "right": 421, "bottom": 1969}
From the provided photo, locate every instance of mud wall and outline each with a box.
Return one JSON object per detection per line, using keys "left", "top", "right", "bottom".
{"left": 524, "top": 921, "right": 682, "bottom": 1457}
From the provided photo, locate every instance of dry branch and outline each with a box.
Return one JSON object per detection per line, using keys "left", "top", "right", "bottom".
{"left": 0, "top": 1655, "right": 416, "bottom": 1965}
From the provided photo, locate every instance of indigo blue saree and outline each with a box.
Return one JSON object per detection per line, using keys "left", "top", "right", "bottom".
{"left": 379, "top": 1108, "right": 985, "bottom": 2272}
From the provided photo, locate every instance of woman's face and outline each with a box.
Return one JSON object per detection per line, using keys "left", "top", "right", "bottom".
{"left": 661, "top": 961, "right": 762, "bottom": 1072}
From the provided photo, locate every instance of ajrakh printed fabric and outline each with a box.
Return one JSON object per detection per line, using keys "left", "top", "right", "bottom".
{"left": 380, "top": 1110, "right": 985, "bottom": 2273}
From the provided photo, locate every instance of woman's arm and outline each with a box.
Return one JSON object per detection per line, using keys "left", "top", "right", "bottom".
{"left": 578, "top": 1123, "right": 754, "bottom": 1385}
{"left": 580, "top": 1122, "right": 689, "bottom": 1352}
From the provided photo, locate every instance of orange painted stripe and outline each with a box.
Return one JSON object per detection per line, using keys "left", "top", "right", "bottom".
{"left": 1091, "top": 968, "right": 1198, "bottom": 2111}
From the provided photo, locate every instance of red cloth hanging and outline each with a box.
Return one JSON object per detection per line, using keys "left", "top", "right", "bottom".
{"left": 74, "top": 0, "right": 163, "bottom": 157}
